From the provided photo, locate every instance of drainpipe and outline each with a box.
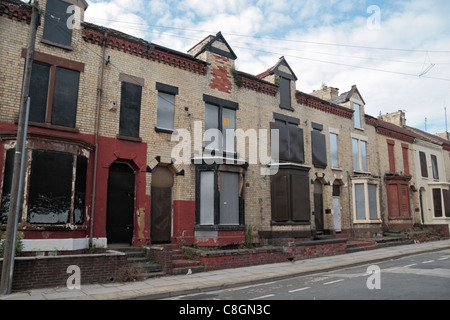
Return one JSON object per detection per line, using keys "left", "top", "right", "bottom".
{"left": 89, "top": 32, "right": 107, "bottom": 249}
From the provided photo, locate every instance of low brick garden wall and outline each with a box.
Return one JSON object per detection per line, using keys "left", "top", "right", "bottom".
{"left": 184, "top": 238, "right": 348, "bottom": 272}
{"left": 0, "top": 250, "right": 127, "bottom": 292}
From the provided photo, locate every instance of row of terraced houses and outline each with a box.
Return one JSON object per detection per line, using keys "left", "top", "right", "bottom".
{"left": 1, "top": 0, "right": 449, "bottom": 255}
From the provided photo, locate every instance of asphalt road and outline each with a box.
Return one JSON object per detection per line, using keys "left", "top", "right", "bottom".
{"left": 169, "top": 249, "right": 450, "bottom": 300}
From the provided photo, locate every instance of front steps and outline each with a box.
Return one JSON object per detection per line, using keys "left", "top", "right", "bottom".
{"left": 152, "top": 244, "right": 205, "bottom": 275}
{"left": 111, "top": 246, "right": 164, "bottom": 280}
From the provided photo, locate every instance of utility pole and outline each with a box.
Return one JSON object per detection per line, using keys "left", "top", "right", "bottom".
{"left": 0, "top": 0, "right": 40, "bottom": 295}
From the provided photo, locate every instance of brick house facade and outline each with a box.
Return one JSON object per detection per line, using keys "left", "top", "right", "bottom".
{"left": 1, "top": 0, "right": 449, "bottom": 255}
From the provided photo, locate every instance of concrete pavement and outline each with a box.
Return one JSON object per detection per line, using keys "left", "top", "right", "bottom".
{"left": 1, "top": 239, "right": 449, "bottom": 300}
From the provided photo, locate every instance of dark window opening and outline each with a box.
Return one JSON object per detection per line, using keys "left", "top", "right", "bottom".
{"left": 271, "top": 117, "right": 304, "bottom": 164}
{"left": 419, "top": 151, "right": 428, "bottom": 178}
{"left": 280, "top": 77, "right": 293, "bottom": 111}
{"left": 43, "top": 0, "right": 73, "bottom": 48}
{"left": 431, "top": 155, "right": 439, "bottom": 180}
{"left": 119, "top": 82, "right": 142, "bottom": 138}
{"left": 28, "top": 61, "right": 80, "bottom": 129}
{"left": 28, "top": 150, "right": 74, "bottom": 224}
{"left": 311, "top": 124, "right": 327, "bottom": 168}
{"left": 443, "top": 189, "right": 450, "bottom": 218}
{"left": 433, "top": 188, "right": 443, "bottom": 218}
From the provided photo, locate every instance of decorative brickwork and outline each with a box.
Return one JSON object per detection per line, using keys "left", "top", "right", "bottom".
{"left": 296, "top": 91, "right": 354, "bottom": 119}
{"left": 0, "top": 0, "right": 31, "bottom": 24}
{"left": 82, "top": 26, "right": 208, "bottom": 75}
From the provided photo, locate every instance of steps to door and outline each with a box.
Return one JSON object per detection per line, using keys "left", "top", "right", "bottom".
{"left": 112, "top": 246, "right": 164, "bottom": 280}
{"left": 149, "top": 244, "right": 205, "bottom": 276}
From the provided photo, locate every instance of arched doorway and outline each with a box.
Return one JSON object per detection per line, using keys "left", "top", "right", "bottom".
{"left": 314, "top": 180, "right": 324, "bottom": 233}
{"left": 151, "top": 165, "right": 174, "bottom": 243}
{"left": 107, "top": 162, "right": 135, "bottom": 245}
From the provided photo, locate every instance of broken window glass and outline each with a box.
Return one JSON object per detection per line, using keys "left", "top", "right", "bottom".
{"left": 28, "top": 150, "right": 73, "bottom": 224}
{"left": 0, "top": 149, "right": 15, "bottom": 223}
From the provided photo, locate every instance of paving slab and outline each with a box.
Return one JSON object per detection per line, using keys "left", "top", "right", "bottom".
{"left": 1, "top": 239, "right": 449, "bottom": 300}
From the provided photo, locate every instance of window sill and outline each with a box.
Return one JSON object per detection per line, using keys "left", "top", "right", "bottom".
{"left": 155, "top": 127, "right": 174, "bottom": 134}
{"left": 353, "top": 220, "right": 382, "bottom": 224}
{"left": 194, "top": 224, "right": 245, "bottom": 231}
{"left": 271, "top": 221, "right": 311, "bottom": 226}
{"left": 40, "top": 38, "right": 74, "bottom": 51}
{"left": 353, "top": 170, "right": 372, "bottom": 175}
{"left": 354, "top": 126, "right": 365, "bottom": 131}
{"left": 14, "top": 223, "right": 87, "bottom": 232}
{"left": 332, "top": 167, "right": 343, "bottom": 171}
{"left": 388, "top": 216, "right": 412, "bottom": 220}
{"left": 116, "top": 134, "right": 143, "bottom": 143}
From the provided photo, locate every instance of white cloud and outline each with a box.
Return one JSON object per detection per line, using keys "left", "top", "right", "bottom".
{"left": 83, "top": 0, "right": 450, "bottom": 133}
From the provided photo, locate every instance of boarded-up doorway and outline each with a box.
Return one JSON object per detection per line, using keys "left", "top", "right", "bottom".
{"left": 151, "top": 166, "right": 174, "bottom": 243}
{"left": 314, "top": 180, "right": 324, "bottom": 233}
{"left": 107, "top": 162, "right": 135, "bottom": 245}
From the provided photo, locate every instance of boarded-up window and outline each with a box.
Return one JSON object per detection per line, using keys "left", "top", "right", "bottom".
{"left": 29, "top": 62, "right": 50, "bottom": 124}
{"left": 354, "top": 181, "right": 379, "bottom": 221}
{"left": 368, "top": 184, "right": 378, "bottom": 220}
{"left": 204, "top": 96, "right": 238, "bottom": 154}
{"left": 402, "top": 145, "right": 410, "bottom": 176}
{"left": 387, "top": 141, "right": 395, "bottom": 173}
{"left": 119, "top": 82, "right": 142, "bottom": 138}
{"left": 52, "top": 67, "right": 80, "bottom": 128}
{"left": 156, "top": 83, "right": 178, "bottom": 132}
{"left": 0, "top": 149, "right": 15, "bottom": 223}
{"left": 271, "top": 169, "right": 310, "bottom": 223}
{"left": 28, "top": 62, "right": 80, "bottom": 128}
{"left": 419, "top": 152, "right": 428, "bottom": 177}
{"left": 197, "top": 168, "right": 243, "bottom": 227}
{"left": 433, "top": 188, "right": 443, "bottom": 217}
{"left": 431, "top": 155, "right": 439, "bottom": 179}
{"left": 280, "top": 78, "right": 293, "bottom": 111}
{"left": 353, "top": 139, "right": 367, "bottom": 172}
{"left": 312, "top": 129, "right": 327, "bottom": 168}
{"left": 355, "top": 183, "right": 366, "bottom": 220}
{"left": 443, "top": 189, "right": 450, "bottom": 218}
{"left": 199, "top": 171, "right": 215, "bottom": 226}
{"left": 271, "top": 119, "right": 304, "bottom": 163}
{"left": 43, "top": 0, "right": 73, "bottom": 47}
{"left": 156, "top": 92, "right": 175, "bottom": 131}
{"left": 330, "top": 133, "right": 339, "bottom": 168}
{"left": 219, "top": 172, "right": 239, "bottom": 225}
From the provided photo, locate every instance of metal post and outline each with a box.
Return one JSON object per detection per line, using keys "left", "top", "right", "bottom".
{"left": 0, "top": 1, "right": 40, "bottom": 295}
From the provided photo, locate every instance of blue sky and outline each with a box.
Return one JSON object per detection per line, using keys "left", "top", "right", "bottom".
{"left": 84, "top": 0, "right": 450, "bottom": 134}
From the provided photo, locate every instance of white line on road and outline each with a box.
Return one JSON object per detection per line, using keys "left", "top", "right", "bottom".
{"left": 323, "top": 279, "right": 345, "bottom": 285}
{"left": 403, "top": 264, "right": 417, "bottom": 268}
{"left": 422, "top": 260, "right": 435, "bottom": 264}
{"left": 288, "top": 287, "right": 311, "bottom": 293}
{"left": 249, "top": 294, "right": 275, "bottom": 300}
{"left": 438, "top": 257, "right": 449, "bottom": 261}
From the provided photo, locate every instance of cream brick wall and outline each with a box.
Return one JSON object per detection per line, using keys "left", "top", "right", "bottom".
{"left": 0, "top": 1, "right": 388, "bottom": 241}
